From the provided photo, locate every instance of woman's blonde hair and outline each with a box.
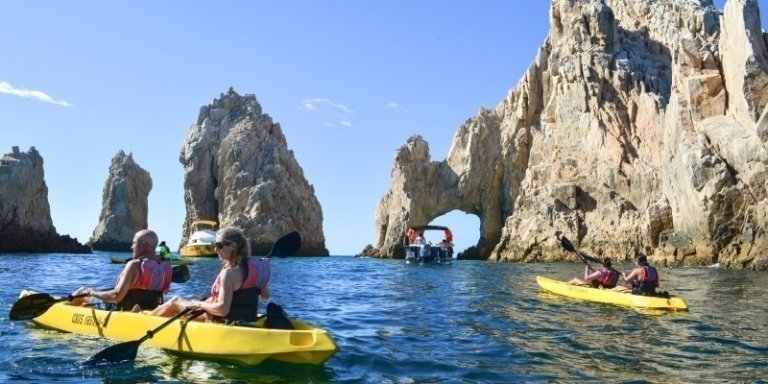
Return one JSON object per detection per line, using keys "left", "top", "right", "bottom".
{"left": 217, "top": 226, "right": 251, "bottom": 267}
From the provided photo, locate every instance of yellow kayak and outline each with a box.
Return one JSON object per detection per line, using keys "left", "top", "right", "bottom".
{"left": 536, "top": 276, "right": 688, "bottom": 311}
{"left": 19, "top": 290, "right": 338, "bottom": 365}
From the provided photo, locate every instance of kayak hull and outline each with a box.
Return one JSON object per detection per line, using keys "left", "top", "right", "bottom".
{"left": 20, "top": 291, "right": 337, "bottom": 365}
{"left": 536, "top": 276, "right": 688, "bottom": 311}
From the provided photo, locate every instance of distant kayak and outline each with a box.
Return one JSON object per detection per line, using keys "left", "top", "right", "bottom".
{"left": 109, "top": 255, "right": 193, "bottom": 266}
{"left": 536, "top": 276, "right": 688, "bottom": 311}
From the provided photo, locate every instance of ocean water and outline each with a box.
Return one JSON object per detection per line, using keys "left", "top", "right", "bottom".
{"left": 1, "top": 253, "right": 767, "bottom": 383}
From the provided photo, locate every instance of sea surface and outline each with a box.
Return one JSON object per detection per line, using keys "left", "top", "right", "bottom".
{"left": 1, "top": 253, "right": 767, "bottom": 383}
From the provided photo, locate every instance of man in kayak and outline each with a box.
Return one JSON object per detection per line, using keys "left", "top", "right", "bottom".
{"left": 567, "top": 257, "right": 621, "bottom": 289}
{"left": 71, "top": 229, "right": 173, "bottom": 311}
{"left": 158, "top": 240, "right": 172, "bottom": 261}
{"left": 151, "top": 226, "right": 271, "bottom": 323}
{"left": 619, "top": 254, "right": 659, "bottom": 295}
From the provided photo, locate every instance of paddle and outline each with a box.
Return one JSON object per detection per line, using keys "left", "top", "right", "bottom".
{"left": 171, "top": 264, "right": 190, "bottom": 283}
{"left": 9, "top": 292, "right": 89, "bottom": 321}
{"left": 83, "top": 231, "right": 302, "bottom": 365}
{"left": 81, "top": 308, "right": 205, "bottom": 366}
{"left": 559, "top": 235, "right": 626, "bottom": 283}
{"left": 10, "top": 262, "right": 188, "bottom": 321}
{"left": 559, "top": 235, "right": 601, "bottom": 264}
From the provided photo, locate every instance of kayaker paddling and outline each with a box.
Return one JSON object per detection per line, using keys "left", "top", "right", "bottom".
{"left": 71, "top": 229, "right": 173, "bottom": 311}
{"left": 614, "top": 254, "right": 660, "bottom": 295}
{"left": 151, "top": 226, "right": 271, "bottom": 322}
{"left": 567, "top": 257, "right": 621, "bottom": 289}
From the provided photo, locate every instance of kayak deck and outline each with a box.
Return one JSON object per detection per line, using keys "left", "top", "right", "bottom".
{"left": 21, "top": 291, "right": 337, "bottom": 365}
{"left": 536, "top": 276, "right": 688, "bottom": 311}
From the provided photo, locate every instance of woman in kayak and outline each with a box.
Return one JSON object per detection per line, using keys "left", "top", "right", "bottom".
{"left": 567, "top": 257, "right": 621, "bottom": 289}
{"left": 71, "top": 229, "right": 173, "bottom": 311}
{"left": 618, "top": 254, "right": 659, "bottom": 295}
{"left": 151, "top": 226, "right": 271, "bottom": 323}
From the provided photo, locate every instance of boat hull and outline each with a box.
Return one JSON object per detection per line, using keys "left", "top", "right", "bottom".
{"left": 21, "top": 291, "right": 337, "bottom": 365}
{"left": 404, "top": 245, "right": 452, "bottom": 264}
{"left": 179, "top": 244, "right": 216, "bottom": 257}
{"left": 536, "top": 276, "right": 688, "bottom": 311}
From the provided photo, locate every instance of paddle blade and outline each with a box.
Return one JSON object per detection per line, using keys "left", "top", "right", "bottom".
{"left": 267, "top": 231, "right": 302, "bottom": 257}
{"left": 172, "top": 265, "right": 190, "bottom": 283}
{"left": 9, "top": 293, "right": 59, "bottom": 321}
{"left": 82, "top": 340, "right": 140, "bottom": 366}
{"left": 560, "top": 236, "right": 576, "bottom": 253}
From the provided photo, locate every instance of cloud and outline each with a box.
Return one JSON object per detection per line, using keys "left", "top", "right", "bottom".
{"left": 0, "top": 81, "right": 72, "bottom": 107}
{"left": 384, "top": 101, "right": 407, "bottom": 113}
{"left": 301, "top": 97, "right": 353, "bottom": 127}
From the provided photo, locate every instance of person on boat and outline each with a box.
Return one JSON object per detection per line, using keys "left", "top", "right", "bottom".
{"left": 620, "top": 254, "right": 659, "bottom": 295}
{"left": 158, "top": 240, "right": 172, "bottom": 261}
{"left": 151, "top": 226, "right": 271, "bottom": 323}
{"left": 72, "top": 229, "right": 173, "bottom": 311}
{"left": 567, "top": 257, "right": 621, "bottom": 289}
{"left": 406, "top": 228, "right": 417, "bottom": 245}
{"left": 413, "top": 231, "right": 426, "bottom": 245}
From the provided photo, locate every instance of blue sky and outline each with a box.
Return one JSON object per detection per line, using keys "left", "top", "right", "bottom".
{"left": 0, "top": 1, "right": 763, "bottom": 255}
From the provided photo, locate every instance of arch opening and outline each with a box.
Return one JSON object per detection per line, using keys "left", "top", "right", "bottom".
{"left": 427, "top": 210, "right": 480, "bottom": 258}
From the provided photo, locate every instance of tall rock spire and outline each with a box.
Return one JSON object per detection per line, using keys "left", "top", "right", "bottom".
{"left": 180, "top": 88, "right": 327, "bottom": 255}
{"left": 88, "top": 150, "right": 152, "bottom": 251}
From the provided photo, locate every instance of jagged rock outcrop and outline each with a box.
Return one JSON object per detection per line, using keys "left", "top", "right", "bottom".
{"left": 0, "top": 146, "right": 90, "bottom": 253}
{"left": 88, "top": 150, "right": 152, "bottom": 251}
{"left": 372, "top": 0, "right": 768, "bottom": 270}
{"left": 180, "top": 88, "right": 327, "bottom": 256}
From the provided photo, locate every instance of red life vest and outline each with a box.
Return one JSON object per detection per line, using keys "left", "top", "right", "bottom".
{"left": 406, "top": 228, "right": 417, "bottom": 244}
{"left": 598, "top": 268, "right": 620, "bottom": 288}
{"left": 209, "top": 258, "right": 271, "bottom": 322}
{"left": 115, "top": 259, "right": 172, "bottom": 293}
{"left": 208, "top": 258, "right": 271, "bottom": 303}
{"left": 444, "top": 229, "right": 453, "bottom": 243}
{"left": 639, "top": 265, "right": 659, "bottom": 287}
{"left": 113, "top": 258, "right": 172, "bottom": 310}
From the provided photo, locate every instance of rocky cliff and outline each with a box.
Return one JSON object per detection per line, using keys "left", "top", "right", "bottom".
{"left": 0, "top": 146, "right": 90, "bottom": 253}
{"left": 88, "top": 150, "right": 152, "bottom": 251}
{"left": 373, "top": 0, "right": 768, "bottom": 270}
{"left": 180, "top": 88, "right": 327, "bottom": 255}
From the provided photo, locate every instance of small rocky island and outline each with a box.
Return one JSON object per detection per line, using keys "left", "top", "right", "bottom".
{"left": 0, "top": 146, "right": 90, "bottom": 253}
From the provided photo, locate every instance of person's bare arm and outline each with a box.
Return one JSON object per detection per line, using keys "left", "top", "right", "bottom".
{"left": 623, "top": 268, "right": 640, "bottom": 285}
{"left": 89, "top": 261, "right": 140, "bottom": 303}
{"left": 189, "top": 270, "right": 236, "bottom": 317}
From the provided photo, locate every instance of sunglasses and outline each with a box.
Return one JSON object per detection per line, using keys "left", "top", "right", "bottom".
{"left": 214, "top": 241, "right": 233, "bottom": 248}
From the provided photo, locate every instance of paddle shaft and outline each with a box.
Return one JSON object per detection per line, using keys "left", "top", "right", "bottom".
{"left": 137, "top": 307, "right": 194, "bottom": 343}
{"left": 559, "top": 235, "right": 625, "bottom": 280}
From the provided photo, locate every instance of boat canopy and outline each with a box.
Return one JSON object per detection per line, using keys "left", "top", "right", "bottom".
{"left": 405, "top": 225, "right": 453, "bottom": 244}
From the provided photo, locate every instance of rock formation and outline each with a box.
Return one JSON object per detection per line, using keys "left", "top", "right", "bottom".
{"left": 0, "top": 146, "right": 90, "bottom": 253}
{"left": 180, "top": 88, "right": 327, "bottom": 255}
{"left": 88, "top": 150, "right": 152, "bottom": 251}
{"left": 372, "top": 0, "right": 768, "bottom": 270}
